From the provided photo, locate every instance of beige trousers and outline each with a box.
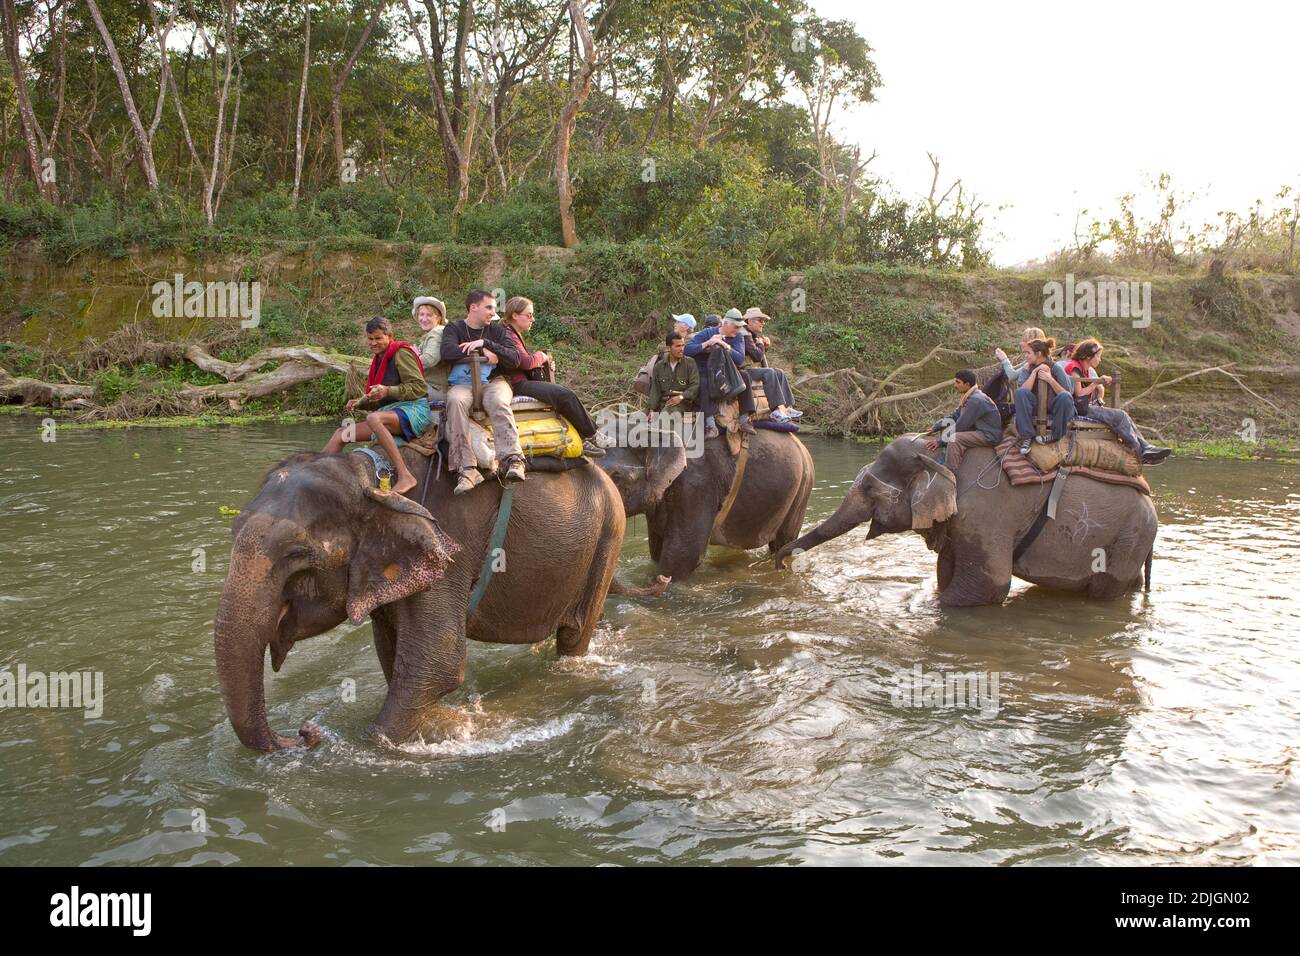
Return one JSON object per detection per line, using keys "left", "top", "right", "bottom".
{"left": 944, "top": 430, "right": 995, "bottom": 476}
{"left": 445, "top": 378, "right": 521, "bottom": 471}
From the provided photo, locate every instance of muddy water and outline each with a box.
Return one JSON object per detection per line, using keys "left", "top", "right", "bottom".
{"left": 0, "top": 418, "right": 1297, "bottom": 865}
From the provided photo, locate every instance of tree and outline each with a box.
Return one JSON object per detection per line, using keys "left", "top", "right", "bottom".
{"left": 84, "top": 0, "right": 160, "bottom": 190}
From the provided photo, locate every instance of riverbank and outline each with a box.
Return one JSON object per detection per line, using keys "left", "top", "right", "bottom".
{"left": 2, "top": 238, "right": 1297, "bottom": 445}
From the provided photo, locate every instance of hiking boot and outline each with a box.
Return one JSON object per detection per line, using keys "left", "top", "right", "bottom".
{"left": 502, "top": 455, "right": 527, "bottom": 482}
{"left": 1140, "top": 445, "right": 1172, "bottom": 465}
{"left": 737, "top": 416, "right": 757, "bottom": 436}
{"left": 581, "top": 437, "right": 607, "bottom": 458}
{"left": 454, "top": 468, "right": 484, "bottom": 496}
{"left": 705, "top": 423, "right": 720, "bottom": 439}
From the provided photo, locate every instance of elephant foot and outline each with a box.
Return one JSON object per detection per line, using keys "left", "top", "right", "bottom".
{"left": 609, "top": 574, "right": 672, "bottom": 597}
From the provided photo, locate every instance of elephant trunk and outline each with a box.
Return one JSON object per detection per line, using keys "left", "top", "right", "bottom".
{"left": 214, "top": 552, "right": 320, "bottom": 752}
{"left": 775, "top": 484, "right": 872, "bottom": 569}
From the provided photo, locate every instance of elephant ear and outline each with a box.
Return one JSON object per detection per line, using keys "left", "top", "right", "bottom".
{"left": 645, "top": 442, "right": 687, "bottom": 506}
{"left": 347, "top": 490, "right": 460, "bottom": 624}
{"left": 908, "top": 456, "right": 958, "bottom": 530}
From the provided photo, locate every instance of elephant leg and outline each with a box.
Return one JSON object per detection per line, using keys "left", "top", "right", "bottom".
{"left": 768, "top": 447, "right": 813, "bottom": 553}
{"left": 657, "top": 507, "right": 716, "bottom": 579}
{"left": 557, "top": 509, "right": 624, "bottom": 656}
{"left": 369, "top": 591, "right": 467, "bottom": 745}
{"left": 940, "top": 532, "right": 1013, "bottom": 607}
{"left": 937, "top": 545, "right": 956, "bottom": 592}
{"left": 1087, "top": 508, "right": 1157, "bottom": 598}
{"left": 371, "top": 606, "right": 396, "bottom": 685}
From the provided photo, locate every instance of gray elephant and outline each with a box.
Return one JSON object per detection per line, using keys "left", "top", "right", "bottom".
{"left": 599, "top": 413, "right": 814, "bottom": 582}
{"left": 775, "top": 434, "right": 1157, "bottom": 606}
{"left": 214, "top": 448, "right": 625, "bottom": 751}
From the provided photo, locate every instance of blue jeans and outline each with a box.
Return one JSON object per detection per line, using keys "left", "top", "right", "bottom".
{"left": 1014, "top": 388, "right": 1074, "bottom": 441}
{"left": 1084, "top": 405, "right": 1146, "bottom": 452}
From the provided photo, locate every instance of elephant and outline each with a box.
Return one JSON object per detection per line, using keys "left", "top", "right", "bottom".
{"left": 598, "top": 413, "right": 815, "bottom": 582}
{"left": 214, "top": 447, "right": 625, "bottom": 751}
{"left": 774, "top": 433, "right": 1157, "bottom": 607}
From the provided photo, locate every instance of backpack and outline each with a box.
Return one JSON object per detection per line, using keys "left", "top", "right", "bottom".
{"left": 633, "top": 353, "right": 658, "bottom": 396}
{"left": 707, "top": 346, "right": 747, "bottom": 401}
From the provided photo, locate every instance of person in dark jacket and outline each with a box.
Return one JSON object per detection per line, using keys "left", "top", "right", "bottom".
{"left": 322, "top": 316, "right": 431, "bottom": 495}
{"left": 684, "top": 314, "right": 755, "bottom": 438}
{"left": 499, "top": 295, "right": 609, "bottom": 458}
{"left": 925, "top": 369, "right": 1003, "bottom": 475}
{"left": 440, "top": 289, "right": 524, "bottom": 494}
{"left": 739, "top": 307, "right": 801, "bottom": 423}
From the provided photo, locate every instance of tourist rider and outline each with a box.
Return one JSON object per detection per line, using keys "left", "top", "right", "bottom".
{"left": 739, "top": 306, "right": 802, "bottom": 424}
{"left": 1013, "top": 337, "right": 1075, "bottom": 455}
{"left": 1065, "top": 337, "right": 1171, "bottom": 464}
{"left": 322, "top": 316, "right": 431, "bottom": 495}
{"left": 925, "top": 369, "right": 1002, "bottom": 474}
{"left": 684, "top": 311, "right": 757, "bottom": 438}
{"left": 499, "top": 295, "right": 610, "bottom": 458}
{"left": 440, "top": 289, "right": 525, "bottom": 494}
{"left": 648, "top": 331, "right": 700, "bottom": 420}
{"left": 412, "top": 295, "right": 450, "bottom": 403}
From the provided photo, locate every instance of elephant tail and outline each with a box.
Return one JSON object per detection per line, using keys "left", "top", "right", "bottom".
{"left": 1143, "top": 550, "right": 1153, "bottom": 592}
{"left": 609, "top": 574, "right": 672, "bottom": 598}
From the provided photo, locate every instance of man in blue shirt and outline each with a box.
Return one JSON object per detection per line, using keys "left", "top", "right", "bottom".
{"left": 684, "top": 313, "right": 756, "bottom": 438}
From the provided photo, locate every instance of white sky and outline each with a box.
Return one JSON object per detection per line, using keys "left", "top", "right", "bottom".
{"left": 816, "top": 0, "right": 1300, "bottom": 266}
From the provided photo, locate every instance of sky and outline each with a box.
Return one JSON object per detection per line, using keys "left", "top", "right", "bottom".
{"left": 815, "top": 0, "right": 1300, "bottom": 266}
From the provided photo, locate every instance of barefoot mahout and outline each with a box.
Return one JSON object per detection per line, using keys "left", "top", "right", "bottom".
{"left": 214, "top": 446, "right": 625, "bottom": 752}
{"left": 774, "top": 434, "right": 1157, "bottom": 607}
{"left": 597, "top": 408, "right": 814, "bottom": 589}
{"left": 322, "top": 316, "right": 432, "bottom": 496}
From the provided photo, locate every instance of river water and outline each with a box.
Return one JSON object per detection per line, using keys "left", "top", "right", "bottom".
{"left": 1, "top": 418, "right": 1297, "bottom": 865}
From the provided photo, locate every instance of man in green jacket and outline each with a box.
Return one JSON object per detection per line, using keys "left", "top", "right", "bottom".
{"left": 649, "top": 332, "right": 700, "bottom": 416}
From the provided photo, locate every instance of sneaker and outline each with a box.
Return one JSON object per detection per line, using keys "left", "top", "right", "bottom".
{"left": 737, "top": 417, "right": 757, "bottom": 436}
{"left": 1140, "top": 445, "right": 1172, "bottom": 465}
{"left": 581, "top": 437, "right": 607, "bottom": 458}
{"left": 502, "top": 455, "right": 526, "bottom": 483}
{"left": 770, "top": 410, "right": 791, "bottom": 424}
{"left": 1034, "top": 434, "right": 1053, "bottom": 444}
{"left": 786, "top": 409, "right": 804, "bottom": 419}
{"left": 454, "top": 468, "right": 484, "bottom": 496}
{"left": 1017, "top": 438, "right": 1032, "bottom": 456}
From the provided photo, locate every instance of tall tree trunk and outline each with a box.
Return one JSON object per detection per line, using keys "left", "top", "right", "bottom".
{"left": 84, "top": 0, "right": 159, "bottom": 190}
{"left": 556, "top": 0, "right": 599, "bottom": 249}
{"left": 330, "top": 0, "right": 387, "bottom": 183}
{"left": 1, "top": 0, "right": 58, "bottom": 202}
{"left": 292, "top": 3, "right": 312, "bottom": 206}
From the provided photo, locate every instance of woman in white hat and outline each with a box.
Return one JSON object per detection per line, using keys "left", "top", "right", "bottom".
{"left": 412, "top": 296, "right": 449, "bottom": 402}
{"left": 740, "top": 307, "right": 801, "bottom": 423}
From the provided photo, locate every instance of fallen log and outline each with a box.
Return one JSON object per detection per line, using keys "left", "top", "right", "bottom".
{"left": 0, "top": 368, "right": 96, "bottom": 408}
{"left": 183, "top": 344, "right": 367, "bottom": 382}
{"left": 180, "top": 360, "right": 331, "bottom": 409}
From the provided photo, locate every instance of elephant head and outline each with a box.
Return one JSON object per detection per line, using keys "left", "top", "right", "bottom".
{"left": 595, "top": 413, "right": 689, "bottom": 517}
{"left": 214, "top": 453, "right": 457, "bottom": 752}
{"left": 775, "top": 434, "right": 956, "bottom": 569}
